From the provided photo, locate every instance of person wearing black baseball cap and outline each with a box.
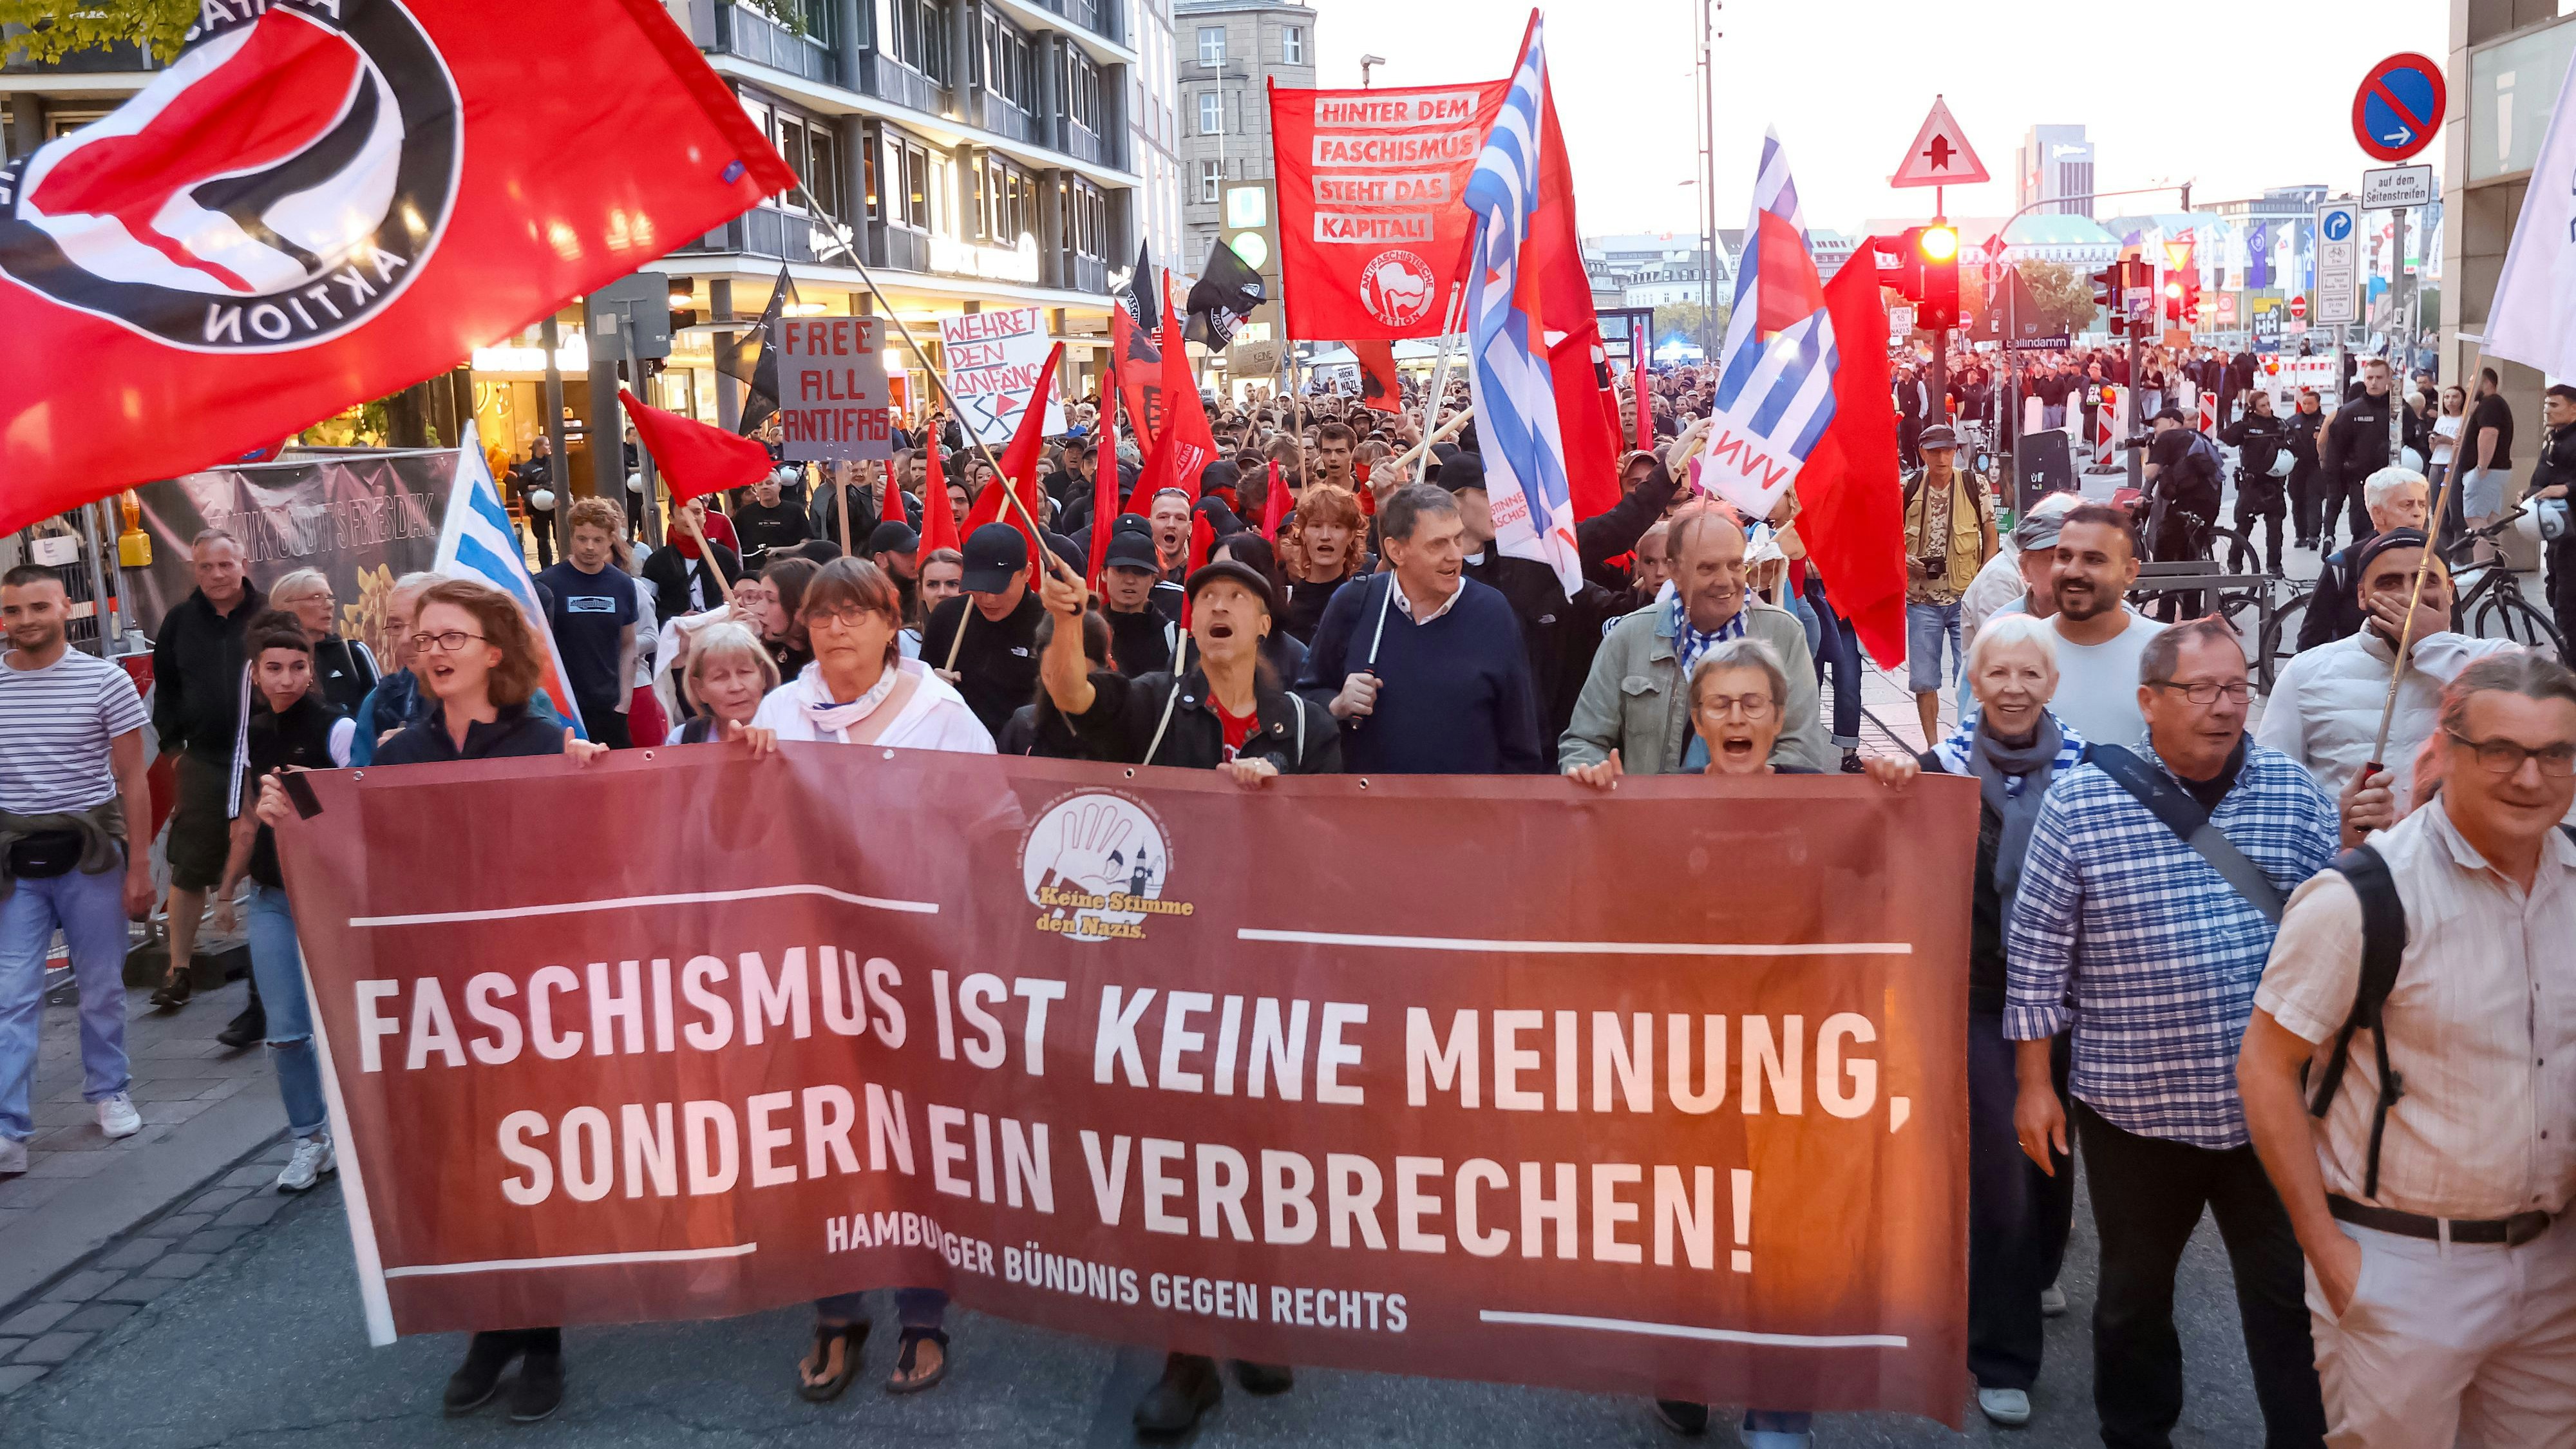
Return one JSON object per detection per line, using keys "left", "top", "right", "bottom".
{"left": 917, "top": 523, "right": 1045, "bottom": 736}
{"left": 1099, "top": 522, "right": 1183, "bottom": 677}
{"left": 866, "top": 519, "right": 921, "bottom": 639}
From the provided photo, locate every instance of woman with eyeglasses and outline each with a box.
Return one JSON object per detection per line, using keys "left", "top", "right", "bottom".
{"left": 263, "top": 568, "right": 377, "bottom": 710}
{"left": 734, "top": 556, "right": 985, "bottom": 1398}
{"left": 334, "top": 580, "right": 603, "bottom": 1422}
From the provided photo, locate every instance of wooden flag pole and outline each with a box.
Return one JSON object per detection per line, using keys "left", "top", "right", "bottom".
{"left": 2365, "top": 468, "right": 2463, "bottom": 773}
{"left": 793, "top": 183, "right": 1072, "bottom": 584}
{"left": 837, "top": 460, "right": 855, "bottom": 558}
{"left": 1387, "top": 405, "right": 1477, "bottom": 477}
{"left": 687, "top": 507, "right": 732, "bottom": 596}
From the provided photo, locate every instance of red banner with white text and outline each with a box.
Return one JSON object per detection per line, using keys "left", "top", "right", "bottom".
{"left": 1269, "top": 78, "right": 1508, "bottom": 341}
{"left": 278, "top": 752, "right": 1974, "bottom": 1426}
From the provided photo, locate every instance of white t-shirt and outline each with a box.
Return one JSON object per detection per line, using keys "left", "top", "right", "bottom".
{"left": 2044, "top": 614, "right": 2165, "bottom": 750}
{"left": 748, "top": 658, "right": 995, "bottom": 753}
{"left": 0, "top": 648, "right": 149, "bottom": 813}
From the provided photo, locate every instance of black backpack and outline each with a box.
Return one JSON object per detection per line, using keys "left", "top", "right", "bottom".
{"left": 2310, "top": 825, "right": 2576, "bottom": 1197}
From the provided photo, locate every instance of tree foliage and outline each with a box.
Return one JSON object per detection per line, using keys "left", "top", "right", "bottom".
{"left": 2016, "top": 261, "right": 2099, "bottom": 338}
{"left": 0, "top": 0, "right": 194, "bottom": 64}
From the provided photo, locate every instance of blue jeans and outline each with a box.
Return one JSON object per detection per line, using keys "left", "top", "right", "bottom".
{"left": 816, "top": 1289, "right": 947, "bottom": 1327}
{"left": 1906, "top": 600, "right": 1962, "bottom": 696}
{"left": 1, "top": 863, "right": 132, "bottom": 1142}
{"left": 1804, "top": 574, "right": 1862, "bottom": 750}
{"left": 243, "top": 885, "right": 327, "bottom": 1138}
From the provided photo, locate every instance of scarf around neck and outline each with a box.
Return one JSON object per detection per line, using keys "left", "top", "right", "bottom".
{"left": 794, "top": 660, "right": 900, "bottom": 741}
{"left": 1973, "top": 712, "right": 2063, "bottom": 909}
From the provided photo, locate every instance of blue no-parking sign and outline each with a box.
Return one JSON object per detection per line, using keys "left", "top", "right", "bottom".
{"left": 2353, "top": 54, "right": 2445, "bottom": 164}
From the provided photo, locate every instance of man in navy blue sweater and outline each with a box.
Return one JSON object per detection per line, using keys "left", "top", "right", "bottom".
{"left": 1294, "top": 484, "right": 1545, "bottom": 774}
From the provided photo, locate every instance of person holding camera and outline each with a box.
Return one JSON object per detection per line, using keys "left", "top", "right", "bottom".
{"left": 2141, "top": 408, "right": 2226, "bottom": 616}
{"left": 2221, "top": 392, "right": 2295, "bottom": 576}
{"left": 1902, "top": 424, "right": 1998, "bottom": 745}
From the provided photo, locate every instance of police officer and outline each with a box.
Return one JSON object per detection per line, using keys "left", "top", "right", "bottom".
{"left": 2523, "top": 383, "right": 2576, "bottom": 649}
{"left": 2221, "top": 391, "right": 2294, "bottom": 574}
{"left": 2318, "top": 359, "right": 2427, "bottom": 551}
{"left": 2287, "top": 390, "right": 2328, "bottom": 550}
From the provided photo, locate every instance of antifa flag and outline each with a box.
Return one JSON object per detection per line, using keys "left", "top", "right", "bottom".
{"left": 714, "top": 268, "right": 795, "bottom": 436}
{"left": 1117, "top": 240, "right": 1160, "bottom": 333}
{"left": 1354, "top": 339, "right": 1403, "bottom": 413}
{"left": 0, "top": 0, "right": 797, "bottom": 535}
{"left": 1184, "top": 238, "right": 1266, "bottom": 350}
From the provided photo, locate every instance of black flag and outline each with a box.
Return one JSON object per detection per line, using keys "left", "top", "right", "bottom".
{"left": 1116, "top": 241, "right": 1159, "bottom": 333}
{"left": 1185, "top": 238, "right": 1266, "bottom": 350}
{"left": 715, "top": 267, "right": 794, "bottom": 435}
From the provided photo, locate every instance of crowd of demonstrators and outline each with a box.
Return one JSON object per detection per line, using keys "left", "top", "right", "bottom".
{"left": 0, "top": 565, "right": 155, "bottom": 1173}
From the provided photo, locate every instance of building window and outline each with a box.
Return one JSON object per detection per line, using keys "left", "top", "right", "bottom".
{"left": 980, "top": 12, "right": 1034, "bottom": 107}
{"left": 889, "top": 0, "right": 949, "bottom": 82}
{"left": 808, "top": 125, "right": 842, "bottom": 223}
{"left": 1283, "top": 26, "right": 1303, "bottom": 64}
{"left": 1198, "top": 91, "right": 1222, "bottom": 135}
{"left": 1197, "top": 26, "right": 1223, "bottom": 64}
{"left": 1199, "top": 159, "right": 1222, "bottom": 203}
{"left": 1066, "top": 48, "right": 1101, "bottom": 135}
{"left": 898, "top": 137, "right": 931, "bottom": 231}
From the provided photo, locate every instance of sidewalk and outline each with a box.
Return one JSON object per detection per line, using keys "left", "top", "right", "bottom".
{"left": 0, "top": 972, "right": 286, "bottom": 1383}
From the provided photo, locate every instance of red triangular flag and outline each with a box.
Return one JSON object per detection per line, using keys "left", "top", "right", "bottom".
{"left": 1795, "top": 257, "right": 1908, "bottom": 670}
{"left": 1124, "top": 419, "right": 1175, "bottom": 521}
{"left": 1354, "top": 340, "right": 1403, "bottom": 413}
{"left": 1088, "top": 372, "right": 1124, "bottom": 591}
{"left": 619, "top": 389, "right": 773, "bottom": 503}
{"left": 1156, "top": 272, "right": 1220, "bottom": 493}
{"left": 961, "top": 342, "right": 1061, "bottom": 565}
{"left": 1260, "top": 459, "right": 1288, "bottom": 540}
{"left": 918, "top": 437, "right": 960, "bottom": 556}
{"left": 1179, "top": 509, "right": 1218, "bottom": 629}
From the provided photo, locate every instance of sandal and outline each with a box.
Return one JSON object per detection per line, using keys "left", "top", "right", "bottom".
{"left": 884, "top": 1327, "right": 949, "bottom": 1395}
{"left": 797, "top": 1320, "right": 868, "bottom": 1403}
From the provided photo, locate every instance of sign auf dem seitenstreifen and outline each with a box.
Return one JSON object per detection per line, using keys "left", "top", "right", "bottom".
{"left": 277, "top": 750, "right": 1978, "bottom": 1427}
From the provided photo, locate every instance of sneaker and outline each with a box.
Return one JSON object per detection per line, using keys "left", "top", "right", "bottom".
{"left": 2040, "top": 1284, "right": 2068, "bottom": 1317}
{"left": 1978, "top": 1386, "right": 2032, "bottom": 1426}
{"left": 149, "top": 969, "right": 192, "bottom": 1010}
{"left": 277, "top": 1133, "right": 336, "bottom": 1193}
{"left": 0, "top": 1137, "right": 25, "bottom": 1175}
{"left": 96, "top": 1093, "right": 142, "bottom": 1139}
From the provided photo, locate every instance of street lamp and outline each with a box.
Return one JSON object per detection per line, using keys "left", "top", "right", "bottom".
{"left": 1359, "top": 54, "right": 1386, "bottom": 88}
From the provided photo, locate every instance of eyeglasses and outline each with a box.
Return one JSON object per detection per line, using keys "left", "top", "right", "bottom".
{"left": 808, "top": 606, "right": 891, "bottom": 630}
{"left": 2150, "top": 679, "right": 2253, "bottom": 706}
{"left": 1696, "top": 693, "right": 1776, "bottom": 721}
{"left": 2445, "top": 729, "right": 2576, "bottom": 777}
{"left": 409, "top": 630, "right": 488, "bottom": 654}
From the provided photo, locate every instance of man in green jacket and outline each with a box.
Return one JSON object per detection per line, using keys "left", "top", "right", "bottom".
{"left": 1559, "top": 502, "right": 1830, "bottom": 777}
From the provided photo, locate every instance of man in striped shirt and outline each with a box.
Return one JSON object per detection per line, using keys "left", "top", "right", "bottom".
{"left": 2005, "top": 615, "right": 2342, "bottom": 1449}
{"left": 1, "top": 565, "right": 157, "bottom": 1175}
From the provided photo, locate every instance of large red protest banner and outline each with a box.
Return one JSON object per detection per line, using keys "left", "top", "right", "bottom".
{"left": 1269, "top": 77, "right": 1508, "bottom": 341}
{"left": 277, "top": 753, "right": 1975, "bottom": 1425}
{"left": 0, "top": 0, "right": 795, "bottom": 535}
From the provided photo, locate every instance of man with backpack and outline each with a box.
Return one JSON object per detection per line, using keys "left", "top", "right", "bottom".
{"left": 1902, "top": 425, "right": 1997, "bottom": 745}
{"left": 2239, "top": 650, "right": 2576, "bottom": 1446}
{"left": 2006, "top": 614, "right": 2340, "bottom": 1449}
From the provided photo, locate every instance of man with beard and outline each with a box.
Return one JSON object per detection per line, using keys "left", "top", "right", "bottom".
{"left": 2040, "top": 504, "right": 2164, "bottom": 749}
{"left": 867, "top": 520, "right": 922, "bottom": 632}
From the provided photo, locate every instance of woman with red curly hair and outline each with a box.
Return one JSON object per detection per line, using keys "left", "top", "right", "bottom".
{"left": 1275, "top": 483, "right": 1370, "bottom": 645}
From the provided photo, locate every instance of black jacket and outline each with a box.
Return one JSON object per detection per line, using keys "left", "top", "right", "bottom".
{"left": 373, "top": 703, "right": 567, "bottom": 765}
{"left": 1063, "top": 666, "right": 1339, "bottom": 772}
{"left": 312, "top": 635, "right": 378, "bottom": 714}
{"left": 2297, "top": 548, "right": 2367, "bottom": 652}
{"left": 2320, "top": 392, "right": 2427, "bottom": 493}
{"left": 641, "top": 542, "right": 741, "bottom": 624}
{"left": 730, "top": 498, "right": 813, "bottom": 562}
{"left": 918, "top": 590, "right": 1044, "bottom": 737}
{"left": 2219, "top": 412, "right": 2291, "bottom": 496}
{"left": 2532, "top": 421, "right": 2576, "bottom": 503}
{"left": 1461, "top": 547, "right": 1622, "bottom": 765}
{"left": 149, "top": 583, "right": 266, "bottom": 760}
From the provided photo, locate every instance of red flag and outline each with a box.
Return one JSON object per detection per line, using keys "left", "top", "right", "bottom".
{"left": 1796, "top": 256, "right": 1909, "bottom": 670}
{"left": 1179, "top": 509, "right": 1218, "bottom": 629}
{"left": 1269, "top": 76, "right": 1511, "bottom": 341}
{"left": 1111, "top": 300, "right": 1164, "bottom": 451}
{"left": 1354, "top": 341, "right": 1403, "bottom": 413}
{"left": 1087, "top": 373, "right": 1124, "bottom": 591}
{"left": 1157, "top": 272, "right": 1220, "bottom": 491}
{"left": 1633, "top": 368, "right": 1653, "bottom": 453}
{"left": 618, "top": 390, "right": 772, "bottom": 503}
{"left": 1260, "top": 459, "right": 1289, "bottom": 540}
{"left": 918, "top": 438, "right": 960, "bottom": 556}
{"left": 1126, "top": 415, "right": 1179, "bottom": 520}
{"left": 0, "top": 0, "right": 793, "bottom": 535}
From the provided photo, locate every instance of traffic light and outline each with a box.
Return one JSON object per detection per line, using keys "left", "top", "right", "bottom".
{"left": 2091, "top": 263, "right": 2124, "bottom": 338}
{"left": 2163, "top": 276, "right": 2184, "bottom": 327}
{"left": 2177, "top": 274, "right": 2203, "bottom": 330}
{"left": 1878, "top": 229, "right": 1926, "bottom": 301}
{"left": 1916, "top": 224, "right": 1959, "bottom": 331}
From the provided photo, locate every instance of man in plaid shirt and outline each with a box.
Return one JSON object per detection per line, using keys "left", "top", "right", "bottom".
{"left": 2005, "top": 615, "right": 2340, "bottom": 1449}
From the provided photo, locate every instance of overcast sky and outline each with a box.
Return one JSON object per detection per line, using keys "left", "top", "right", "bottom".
{"left": 1311, "top": 0, "right": 2448, "bottom": 238}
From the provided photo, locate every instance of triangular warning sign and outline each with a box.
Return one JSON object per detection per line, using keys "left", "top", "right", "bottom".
{"left": 1890, "top": 97, "right": 1990, "bottom": 189}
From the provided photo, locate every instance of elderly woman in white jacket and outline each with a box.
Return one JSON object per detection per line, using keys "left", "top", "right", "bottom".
{"left": 2253, "top": 527, "right": 2519, "bottom": 844}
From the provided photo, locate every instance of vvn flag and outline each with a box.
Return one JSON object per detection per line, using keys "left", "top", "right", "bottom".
{"left": 433, "top": 423, "right": 589, "bottom": 737}
{"left": 0, "top": 0, "right": 796, "bottom": 536}
{"left": 1700, "top": 130, "right": 1839, "bottom": 522}
{"left": 1794, "top": 257, "right": 1908, "bottom": 669}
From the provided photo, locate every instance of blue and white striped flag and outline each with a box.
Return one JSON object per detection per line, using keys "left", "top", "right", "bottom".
{"left": 1703, "top": 130, "right": 1839, "bottom": 520}
{"left": 1461, "top": 18, "right": 1582, "bottom": 596}
{"left": 433, "top": 422, "right": 587, "bottom": 737}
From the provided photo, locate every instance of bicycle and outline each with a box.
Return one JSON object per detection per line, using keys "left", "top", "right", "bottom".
{"left": 2447, "top": 511, "right": 2566, "bottom": 661}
